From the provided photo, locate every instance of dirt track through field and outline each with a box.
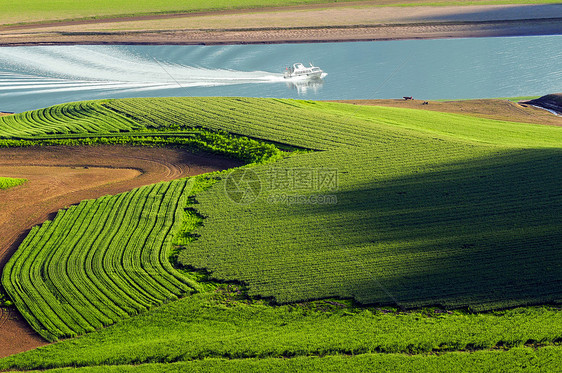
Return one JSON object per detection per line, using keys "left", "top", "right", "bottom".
{"left": 0, "top": 145, "right": 241, "bottom": 358}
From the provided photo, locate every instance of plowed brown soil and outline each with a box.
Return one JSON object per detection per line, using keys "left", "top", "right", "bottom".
{"left": 0, "top": 145, "right": 241, "bottom": 358}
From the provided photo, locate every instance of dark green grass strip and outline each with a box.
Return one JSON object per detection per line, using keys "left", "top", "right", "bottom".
{"left": 1, "top": 290, "right": 561, "bottom": 371}
{"left": 12, "top": 347, "right": 562, "bottom": 373}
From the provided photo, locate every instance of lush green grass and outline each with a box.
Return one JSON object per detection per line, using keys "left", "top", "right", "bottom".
{"left": 1, "top": 0, "right": 557, "bottom": 26}
{"left": 14, "top": 346, "right": 562, "bottom": 373}
{"left": 1, "top": 287, "right": 561, "bottom": 371}
{"left": 0, "top": 177, "right": 26, "bottom": 190}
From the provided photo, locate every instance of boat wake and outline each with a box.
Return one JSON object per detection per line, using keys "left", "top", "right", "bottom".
{"left": 0, "top": 46, "right": 286, "bottom": 97}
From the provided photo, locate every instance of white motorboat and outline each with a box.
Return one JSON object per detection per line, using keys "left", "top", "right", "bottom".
{"left": 284, "top": 63, "right": 324, "bottom": 79}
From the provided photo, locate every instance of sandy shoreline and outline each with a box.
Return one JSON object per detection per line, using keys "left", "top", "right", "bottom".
{"left": 1, "top": 4, "right": 560, "bottom": 45}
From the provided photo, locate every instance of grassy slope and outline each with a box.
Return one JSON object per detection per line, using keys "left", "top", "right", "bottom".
{"left": 0, "top": 177, "right": 26, "bottom": 190}
{"left": 16, "top": 347, "right": 562, "bottom": 373}
{"left": 0, "top": 0, "right": 558, "bottom": 25}
{"left": 0, "top": 97, "right": 560, "bottom": 370}
{"left": 1, "top": 289, "right": 561, "bottom": 370}
{"left": 105, "top": 97, "right": 562, "bottom": 310}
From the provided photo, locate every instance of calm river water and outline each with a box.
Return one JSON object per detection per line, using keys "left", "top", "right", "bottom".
{"left": 0, "top": 35, "right": 561, "bottom": 112}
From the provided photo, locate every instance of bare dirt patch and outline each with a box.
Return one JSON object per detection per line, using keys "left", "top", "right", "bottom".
{"left": 1, "top": 4, "right": 560, "bottom": 45}
{"left": 332, "top": 99, "right": 562, "bottom": 127}
{"left": 0, "top": 145, "right": 241, "bottom": 358}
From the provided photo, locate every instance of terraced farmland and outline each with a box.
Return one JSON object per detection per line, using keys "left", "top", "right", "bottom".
{"left": 0, "top": 177, "right": 26, "bottom": 189}
{"left": 0, "top": 97, "right": 560, "bottom": 370}
{"left": 2, "top": 178, "right": 199, "bottom": 341}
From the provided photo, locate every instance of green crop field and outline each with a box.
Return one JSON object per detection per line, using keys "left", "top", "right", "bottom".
{"left": 107, "top": 98, "right": 562, "bottom": 310}
{"left": 1, "top": 288, "right": 562, "bottom": 370}
{"left": 0, "top": 177, "right": 26, "bottom": 190}
{"left": 0, "top": 101, "right": 141, "bottom": 138}
{"left": 2, "top": 178, "right": 201, "bottom": 341}
{"left": 0, "top": 97, "right": 560, "bottom": 370}
{"left": 4, "top": 347, "right": 562, "bottom": 372}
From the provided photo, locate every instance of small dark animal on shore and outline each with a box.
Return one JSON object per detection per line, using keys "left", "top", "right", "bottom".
{"left": 422, "top": 101, "right": 429, "bottom": 105}
{"left": 403, "top": 96, "right": 413, "bottom": 100}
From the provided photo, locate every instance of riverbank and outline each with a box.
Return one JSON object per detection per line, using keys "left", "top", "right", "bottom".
{"left": 333, "top": 98, "right": 562, "bottom": 127}
{"left": 1, "top": 3, "right": 560, "bottom": 45}
{"left": 524, "top": 94, "right": 562, "bottom": 115}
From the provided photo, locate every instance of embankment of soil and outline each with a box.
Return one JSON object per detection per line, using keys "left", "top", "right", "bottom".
{"left": 1, "top": 3, "right": 560, "bottom": 45}
{"left": 523, "top": 94, "right": 562, "bottom": 116}
{"left": 333, "top": 98, "right": 562, "bottom": 127}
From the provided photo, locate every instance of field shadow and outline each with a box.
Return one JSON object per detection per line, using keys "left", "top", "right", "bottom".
{"left": 407, "top": 4, "right": 562, "bottom": 23}
{"left": 300, "top": 148, "right": 562, "bottom": 310}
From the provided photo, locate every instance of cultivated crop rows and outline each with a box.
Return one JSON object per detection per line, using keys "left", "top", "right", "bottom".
{"left": 105, "top": 97, "right": 409, "bottom": 150}
{"left": 2, "top": 178, "right": 197, "bottom": 341}
{"left": 0, "top": 101, "right": 141, "bottom": 138}
{"left": 179, "top": 140, "right": 561, "bottom": 310}
{"left": 104, "top": 97, "right": 562, "bottom": 151}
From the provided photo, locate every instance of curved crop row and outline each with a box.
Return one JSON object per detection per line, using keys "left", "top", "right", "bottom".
{"left": 0, "top": 100, "right": 141, "bottom": 139}
{"left": 104, "top": 97, "right": 390, "bottom": 150}
{"left": 2, "top": 178, "right": 196, "bottom": 341}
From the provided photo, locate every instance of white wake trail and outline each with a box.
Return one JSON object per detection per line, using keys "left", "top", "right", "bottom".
{"left": 0, "top": 46, "right": 285, "bottom": 95}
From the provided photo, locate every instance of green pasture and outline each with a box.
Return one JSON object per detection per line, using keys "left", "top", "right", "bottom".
{"left": 12, "top": 347, "right": 562, "bottom": 372}
{"left": 0, "top": 0, "right": 356, "bottom": 25}
{"left": 1, "top": 288, "right": 561, "bottom": 370}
